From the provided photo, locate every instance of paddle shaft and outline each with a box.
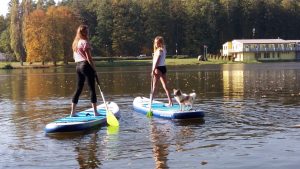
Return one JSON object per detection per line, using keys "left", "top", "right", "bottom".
{"left": 95, "top": 75, "right": 109, "bottom": 112}
{"left": 95, "top": 74, "right": 119, "bottom": 126}
{"left": 149, "top": 74, "right": 154, "bottom": 111}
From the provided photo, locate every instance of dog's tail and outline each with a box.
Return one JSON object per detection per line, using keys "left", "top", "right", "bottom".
{"left": 190, "top": 92, "right": 196, "bottom": 99}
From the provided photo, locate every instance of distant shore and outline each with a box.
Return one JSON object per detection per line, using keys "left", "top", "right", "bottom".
{"left": 0, "top": 57, "right": 260, "bottom": 69}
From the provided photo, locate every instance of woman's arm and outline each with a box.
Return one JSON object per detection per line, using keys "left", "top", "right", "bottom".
{"left": 152, "top": 49, "right": 162, "bottom": 72}
{"left": 85, "top": 49, "right": 96, "bottom": 72}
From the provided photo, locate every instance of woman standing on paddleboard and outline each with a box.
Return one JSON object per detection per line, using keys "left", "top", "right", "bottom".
{"left": 151, "top": 36, "right": 173, "bottom": 106}
{"left": 70, "top": 25, "right": 100, "bottom": 117}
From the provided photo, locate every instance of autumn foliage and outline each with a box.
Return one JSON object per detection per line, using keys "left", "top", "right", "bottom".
{"left": 24, "top": 6, "right": 79, "bottom": 65}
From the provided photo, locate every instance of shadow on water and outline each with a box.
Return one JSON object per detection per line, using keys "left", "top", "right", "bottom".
{"left": 45, "top": 125, "right": 120, "bottom": 140}
{"left": 45, "top": 128, "right": 103, "bottom": 140}
{"left": 172, "top": 118, "right": 205, "bottom": 126}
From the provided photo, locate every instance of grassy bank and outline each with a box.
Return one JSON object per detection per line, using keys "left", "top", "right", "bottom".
{"left": 92, "top": 58, "right": 258, "bottom": 67}
{"left": 0, "top": 57, "right": 260, "bottom": 69}
{"left": 0, "top": 61, "right": 67, "bottom": 69}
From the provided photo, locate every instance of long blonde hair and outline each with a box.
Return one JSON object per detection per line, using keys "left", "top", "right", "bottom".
{"left": 153, "top": 36, "right": 165, "bottom": 52}
{"left": 72, "top": 25, "right": 89, "bottom": 52}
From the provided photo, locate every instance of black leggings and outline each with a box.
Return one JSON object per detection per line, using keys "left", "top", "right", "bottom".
{"left": 72, "top": 61, "right": 97, "bottom": 104}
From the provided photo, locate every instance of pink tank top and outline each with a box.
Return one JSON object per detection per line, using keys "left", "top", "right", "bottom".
{"left": 73, "top": 39, "right": 90, "bottom": 62}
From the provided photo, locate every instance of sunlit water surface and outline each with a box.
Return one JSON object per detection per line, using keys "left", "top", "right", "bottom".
{"left": 0, "top": 62, "right": 300, "bottom": 169}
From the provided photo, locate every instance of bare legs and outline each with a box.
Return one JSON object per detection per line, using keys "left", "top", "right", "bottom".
{"left": 70, "top": 103, "right": 99, "bottom": 117}
{"left": 92, "top": 103, "right": 100, "bottom": 116}
{"left": 152, "top": 69, "right": 173, "bottom": 106}
{"left": 70, "top": 103, "right": 76, "bottom": 117}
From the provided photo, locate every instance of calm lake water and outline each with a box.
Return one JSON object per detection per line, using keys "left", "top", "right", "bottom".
{"left": 0, "top": 62, "right": 300, "bottom": 169}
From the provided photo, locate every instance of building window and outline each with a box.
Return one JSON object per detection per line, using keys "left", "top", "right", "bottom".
{"left": 264, "top": 52, "right": 270, "bottom": 58}
{"left": 271, "top": 44, "right": 275, "bottom": 50}
{"left": 245, "top": 45, "right": 249, "bottom": 51}
{"left": 280, "top": 44, "right": 284, "bottom": 49}
{"left": 255, "top": 52, "right": 261, "bottom": 59}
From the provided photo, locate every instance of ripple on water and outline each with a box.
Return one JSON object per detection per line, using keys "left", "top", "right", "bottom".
{"left": 1, "top": 65, "right": 300, "bottom": 169}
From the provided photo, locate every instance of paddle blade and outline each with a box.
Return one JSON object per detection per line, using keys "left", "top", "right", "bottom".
{"left": 147, "top": 94, "right": 153, "bottom": 117}
{"left": 146, "top": 110, "right": 153, "bottom": 118}
{"left": 107, "top": 125, "right": 119, "bottom": 135}
{"left": 107, "top": 110, "right": 119, "bottom": 127}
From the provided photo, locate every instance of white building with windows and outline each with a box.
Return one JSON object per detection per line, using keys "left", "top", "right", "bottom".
{"left": 222, "top": 39, "right": 300, "bottom": 61}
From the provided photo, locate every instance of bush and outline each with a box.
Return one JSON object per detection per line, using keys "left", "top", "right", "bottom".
{"left": 171, "top": 55, "right": 189, "bottom": 59}
{"left": 3, "top": 64, "right": 13, "bottom": 69}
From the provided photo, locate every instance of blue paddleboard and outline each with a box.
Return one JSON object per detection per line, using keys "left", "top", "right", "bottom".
{"left": 133, "top": 97, "right": 204, "bottom": 119}
{"left": 45, "top": 102, "right": 120, "bottom": 134}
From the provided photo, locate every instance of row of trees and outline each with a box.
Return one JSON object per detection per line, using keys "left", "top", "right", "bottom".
{"left": 1, "top": 0, "right": 300, "bottom": 65}
{"left": 0, "top": 0, "right": 77, "bottom": 65}
{"left": 25, "top": 6, "right": 79, "bottom": 65}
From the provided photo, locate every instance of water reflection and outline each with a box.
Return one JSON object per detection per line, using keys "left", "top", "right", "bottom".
{"left": 149, "top": 118, "right": 205, "bottom": 169}
{"left": 76, "top": 132, "right": 101, "bottom": 169}
{"left": 46, "top": 127, "right": 120, "bottom": 169}
{"left": 221, "top": 63, "right": 300, "bottom": 98}
{"left": 223, "top": 70, "right": 244, "bottom": 98}
{"left": 150, "top": 120, "right": 169, "bottom": 169}
{"left": 1, "top": 63, "right": 300, "bottom": 102}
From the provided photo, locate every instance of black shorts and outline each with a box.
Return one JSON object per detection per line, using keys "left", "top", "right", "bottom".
{"left": 156, "top": 66, "right": 167, "bottom": 74}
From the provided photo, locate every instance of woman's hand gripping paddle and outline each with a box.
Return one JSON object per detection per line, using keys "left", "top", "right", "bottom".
{"left": 95, "top": 75, "right": 119, "bottom": 127}
{"left": 147, "top": 74, "right": 154, "bottom": 117}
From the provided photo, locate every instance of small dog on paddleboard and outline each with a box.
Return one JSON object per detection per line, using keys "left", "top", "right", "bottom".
{"left": 173, "top": 89, "right": 196, "bottom": 111}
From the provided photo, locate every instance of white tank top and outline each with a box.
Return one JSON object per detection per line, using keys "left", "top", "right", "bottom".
{"left": 153, "top": 48, "right": 166, "bottom": 69}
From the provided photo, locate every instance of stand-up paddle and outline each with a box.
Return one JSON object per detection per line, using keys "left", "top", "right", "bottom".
{"left": 147, "top": 74, "right": 154, "bottom": 117}
{"left": 95, "top": 75, "right": 119, "bottom": 127}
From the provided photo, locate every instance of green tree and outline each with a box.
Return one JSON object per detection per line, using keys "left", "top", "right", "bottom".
{"left": 142, "top": 0, "right": 171, "bottom": 54}
{"left": 90, "top": 0, "right": 113, "bottom": 56}
{"left": 111, "top": 0, "right": 144, "bottom": 56}
{"left": 10, "top": 0, "right": 24, "bottom": 65}
{"left": 0, "top": 16, "right": 6, "bottom": 32}
{"left": 280, "top": 0, "right": 300, "bottom": 39}
{"left": 0, "top": 16, "right": 12, "bottom": 55}
{"left": 46, "top": 0, "right": 56, "bottom": 8}
{"left": 183, "top": 0, "right": 210, "bottom": 55}
{"left": 0, "top": 29, "right": 12, "bottom": 55}
{"left": 168, "top": 0, "right": 187, "bottom": 55}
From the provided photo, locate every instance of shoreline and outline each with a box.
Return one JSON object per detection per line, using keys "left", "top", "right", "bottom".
{"left": 0, "top": 57, "right": 272, "bottom": 69}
